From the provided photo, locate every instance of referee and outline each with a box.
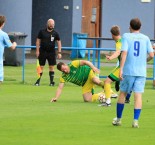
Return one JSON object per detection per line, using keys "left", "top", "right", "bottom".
{"left": 34, "top": 18, "right": 62, "bottom": 86}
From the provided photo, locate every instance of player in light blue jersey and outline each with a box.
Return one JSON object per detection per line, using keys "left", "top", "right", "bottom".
{"left": 125, "top": 44, "right": 155, "bottom": 103}
{"left": 112, "top": 18, "right": 154, "bottom": 128}
{"left": 0, "top": 15, "right": 17, "bottom": 83}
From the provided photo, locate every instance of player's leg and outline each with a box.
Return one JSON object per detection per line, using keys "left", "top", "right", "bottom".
{"left": 108, "top": 67, "right": 120, "bottom": 99}
{"left": 82, "top": 90, "right": 105, "bottom": 102}
{"left": 132, "top": 77, "right": 145, "bottom": 128}
{"left": 102, "top": 67, "right": 119, "bottom": 106}
{"left": 48, "top": 53, "right": 56, "bottom": 86}
{"left": 112, "top": 91, "right": 126, "bottom": 126}
{"left": 125, "top": 91, "right": 132, "bottom": 103}
{"left": 103, "top": 77, "right": 113, "bottom": 105}
{"left": 82, "top": 92, "right": 93, "bottom": 102}
{"left": 82, "top": 71, "right": 103, "bottom": 102}
{"left": 132, "top": 92, "right": 142, "bottom": 128}
{"left": 88, "top": 70, "right": 104, "bottom": 88}
{"left": 91, "top": 73, "right": 110, "bottom": 102}
{"left": 82, "top": 71, "right": 94, "bottom": 102}
{"left": 115, "top": 80, "right": 120, "bottom": 92}
{"left": 112, "top": 75, "right": 133, "bottom": 126}
{"left": 92, "top": 76, "right": 104, "bottom": 88}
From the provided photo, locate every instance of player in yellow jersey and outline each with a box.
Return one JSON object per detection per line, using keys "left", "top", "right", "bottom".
{"left": 100, "top": 25, "right": 122, "bottom": 106}
{"left": 50, "top": 60, "right": 105, "bottom": 102}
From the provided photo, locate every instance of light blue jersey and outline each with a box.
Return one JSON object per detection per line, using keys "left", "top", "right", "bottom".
{"left": 121, "top": 32, "right": 153, "bottom": 77}
{"left": 0, "top": 29, "right": 12, "bottom": 81}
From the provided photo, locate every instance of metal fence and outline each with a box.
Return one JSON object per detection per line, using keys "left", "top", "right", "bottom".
{"left": 13, "top": 45, "right": 155, "bottom": 84}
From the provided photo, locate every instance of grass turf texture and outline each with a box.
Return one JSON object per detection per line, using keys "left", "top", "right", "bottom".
{"left": 0, "top": 63, "right": 155, "bottom": 145}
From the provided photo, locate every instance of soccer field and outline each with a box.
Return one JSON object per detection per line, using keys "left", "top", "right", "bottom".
{"left": 0, "top": 63, "right": 155, "bottom": 145}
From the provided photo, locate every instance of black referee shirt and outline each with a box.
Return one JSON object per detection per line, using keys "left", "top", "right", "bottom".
{"left": 38, "top": 29, "right": 60, "bottom": 52}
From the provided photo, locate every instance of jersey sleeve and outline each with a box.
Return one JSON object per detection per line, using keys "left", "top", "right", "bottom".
{"left": 147, "top": 38, "right": 154, "bottom": 53}
{"left": 121, "top": 34, "right": 128, "bottom": 51}
{"left": 3, "top": 33, "right": 12, "bottom": 48}
{"left": 55, "top": 32, "right": 60, "bottom": 41}
{"left": 116, "top": 39, "right": 122, "bottom": 51}
{"left": 71, "top": 60, "right": 80, "bottom": 68}
{"left": 37, "top": 30, "right": 42, "bottom": 39}
{"left": 59, "top": 76, "right": 65, "bottom": 83}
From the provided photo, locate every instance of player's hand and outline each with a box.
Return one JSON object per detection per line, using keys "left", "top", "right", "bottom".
{"left": 92, "top": 66, "right": 100, "bottom": 74}
{"left": 57, "top": 54, "right": 62, "bottom": 59}
{"left": 119, "top": 69, "right": 123, "bottom": 80}
{"left": 12, "top": 42, "right": 17, "bottom": 50}
{"left": 106, "top": 55, "right": 111, "bottom": 61}
{"left": 36, "top": 50, "right": 39, "bottom": 58}
{"left": 50, "top": 98, "right": 57, "bottom": 102}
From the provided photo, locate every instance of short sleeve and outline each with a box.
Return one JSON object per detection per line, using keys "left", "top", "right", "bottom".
{"left": 121, "top": 34, "right": 128, "bottom": 51}
{"left": 116, "top": 40, "right": 122, "bottom": 51}
{"left": 3, "top": 33, "right": 12, "bottom": 48}
{"left": 55, "top": 32, "right": 60, "bottom": 41}
{"left": 37, "top": 30, "right": 42, "bottom": 39}
{"left": 71, "top": 60, "right": 80, "bottom": 68}
{"left": 147, "top": 38, "right": 154, "bottom": 53}
{"left": 60, "top": 76, "right": 65, "bottom": 83}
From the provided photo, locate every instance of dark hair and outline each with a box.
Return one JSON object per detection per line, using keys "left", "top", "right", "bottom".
{"left": 57, "top": 62, "right": 65, "bottom": 71}
{"left": 130, "top": 18, "right": 141, "bottom": 30}
{"left": 110, "top": 25, "right": 120, "bottom": 36}
{"left": 0, "top": 15, "right": 6, "bottom": 27}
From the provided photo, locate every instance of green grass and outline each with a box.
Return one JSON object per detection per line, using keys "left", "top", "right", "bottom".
{"left": 0, "top": 61, "right": 155, "bottom": 145}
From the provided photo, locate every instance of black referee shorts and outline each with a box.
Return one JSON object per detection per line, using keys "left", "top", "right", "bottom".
{"left": 38, "top": 51, "right": 56, "bottom": 66}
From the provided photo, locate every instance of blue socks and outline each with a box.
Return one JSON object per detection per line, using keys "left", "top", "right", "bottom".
{"left": 126, "top": 91, "right": 132, "bottom": 100}
{"left": 134, "top": 109, "right": 141, "bottom": 120}
{"left": 116, "top": 102, "right": 141, "bottom": 121}
{"left": 117, "top": 103, "right": 124, "bottom": 119}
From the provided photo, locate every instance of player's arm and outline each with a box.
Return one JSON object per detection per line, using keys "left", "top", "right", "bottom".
{"left": 147, "top": 46, "right": 155, "bottom": 61}
{"left": 79, "top": 60, "right": 100, "bottom": 73}
{"left": 147, "top": 55, "right": 154, "bottom": 62}
{"left": 50, "top": 82, "right": 64, "bottom": 102}
{"left": 106, "top": 49, "right": 121, "bottom": 60}
{"left": 36, "top": 38, "right": 41, "bottom": 58}
{"left": 4, "top": 34, "right": 17, "bottom": 50}
{"left": 119, "top": 51, "right": 127, "bottom": 80}
{"left": 57, "top": 40, "right": 62, "bottom": 59}
{"left": 148, "top": 51, "right": 154, "bottom": 59}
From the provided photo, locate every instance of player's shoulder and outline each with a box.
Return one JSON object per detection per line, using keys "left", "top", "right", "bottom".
{"left": 139, "top": 33, "right": 150, "bottom": 40}
{"left": 0, "top": 30, "right": 9, "bottom": 40}
{"left": 0, "top": 30, "right": 7, "bottom": 36}
{"left": 70, "top": 60, "right": 80, "bottom": 67}
{"left": 123, "top": 32, "right": 149, "bottom": 39}
{"left": 122, "top": 33, "right": 130, "bottom": 38}
{"left": 116, "top": 38, "right": 122, "bottom": 43}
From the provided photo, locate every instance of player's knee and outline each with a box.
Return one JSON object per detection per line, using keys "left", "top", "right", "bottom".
{"left": 83, "top": 97, "right": 92, "bottom": 102}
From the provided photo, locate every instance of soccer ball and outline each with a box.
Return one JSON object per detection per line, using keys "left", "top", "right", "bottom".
{"left": 98, "top": 93, "right": 106, "bottom": 103}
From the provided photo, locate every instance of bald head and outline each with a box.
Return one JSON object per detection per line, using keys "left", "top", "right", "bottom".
{"left": 47, "top": 19, "right": 55, "bottom": 31}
